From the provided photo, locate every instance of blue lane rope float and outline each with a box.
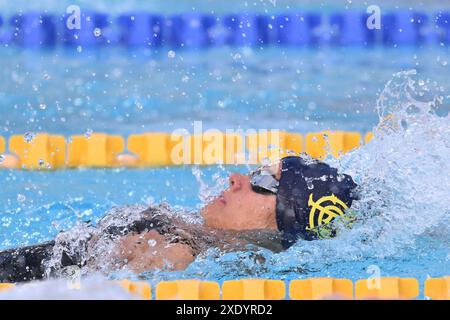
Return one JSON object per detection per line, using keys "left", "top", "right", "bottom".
{"left": 273, "top": 13, "right": 320, "bottom": 46}
{"left": 10, "top": 12, "right": 57, "bottom": 47}
{"left": 1, "top": 11, "right": 450, "bottom": 48}
{"left": 61, "top": 11, "right": 114, "bottom": 47}
{"left": 117, "top": 13, "right": 164, "bottom": 47}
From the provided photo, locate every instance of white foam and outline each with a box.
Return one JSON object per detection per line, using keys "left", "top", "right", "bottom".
{"left": 0, "top": 275, "right": 137, "bottom": 300}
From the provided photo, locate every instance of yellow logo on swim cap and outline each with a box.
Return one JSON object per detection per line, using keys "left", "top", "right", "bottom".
{"left": 305, "top": 193, "right": 348, "bottom": 231}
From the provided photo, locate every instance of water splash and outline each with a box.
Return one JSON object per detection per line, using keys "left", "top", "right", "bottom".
{"left": 13, "top": 70, "right": 449, "bottom": 285}
{"left": 268, "top": 70, "right": 450, "bottom": 276}
{"left": 44, "top": 203, "right": 202, "bottom": 276}
{"left": 167, "top": 70, "right": 450, "bottom": 281}
{"left": 191, "top": 165, "right": 228, "bottom": 208}
{"left": 45, "top": 204, "right": 151, "bottom": 275}
{"left": 0, "top": 275, "right": 137, "bottom": 300}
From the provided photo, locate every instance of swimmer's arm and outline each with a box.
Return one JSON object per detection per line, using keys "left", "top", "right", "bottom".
{"left": 116, "top": 230, "right": 195, "bottom": 273}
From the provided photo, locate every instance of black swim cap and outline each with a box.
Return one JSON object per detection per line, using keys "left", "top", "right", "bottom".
{"left": 275, "top": 155, "right": 358, "bottom": 249}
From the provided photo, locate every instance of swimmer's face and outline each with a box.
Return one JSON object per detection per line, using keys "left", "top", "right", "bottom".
{"left": 201, "top": 173, "right": 278, "bottom": 231}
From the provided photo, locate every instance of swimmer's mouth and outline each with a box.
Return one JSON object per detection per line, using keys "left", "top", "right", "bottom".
{"left": 218, "top": 193, "right": 226, "bottom": 205}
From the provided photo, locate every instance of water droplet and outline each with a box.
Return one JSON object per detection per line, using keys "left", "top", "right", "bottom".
{"left": 76, "top": 45, "right": 82, "bottom": 53}
{"left": 0, "top": 154, "right": 4, "bottom": 164}
{"left": 74, "top": 98, "right": 83, "bottom": 107}
{"left": 85, "top": 129, "right": 93, "bottom": 139}
{"left": 24, "top": 132, "right": 36, "bottom": 143}
{"left": 17, "top": 194, "right": 26, "bottom": 202}
{"left": 93, "top": 28, "right": 102, "bottom": 37}
{"left": 39, "top": 103, "right": 47, "bottom": 110}
{"left": 147, "top": 239, "right": 157, "bottom": 247}
{"left": 167, "top": 50, "right": 176, "bottom": 58}
{"left": 38, "top": 159, "right": 44, "bottom": 166}
{"left": 181, "top": 75, "right": 189, "bottom": 82}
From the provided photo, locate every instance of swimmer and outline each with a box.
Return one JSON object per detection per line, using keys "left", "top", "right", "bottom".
{"left": 0, "top": 155, "right": 358, "bottom": 283}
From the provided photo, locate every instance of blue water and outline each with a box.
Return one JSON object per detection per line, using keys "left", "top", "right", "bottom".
{"left": 0, "top": 0, "right": 449, "bottom": 299}
{"left": 0, "top": 0, "right": 449, "bottom": 15}
{"left": 1, "top": 46, "right": 449, "bottom": 136}
{"left": 0, "top": 166, "right": 238, "bottom": 248}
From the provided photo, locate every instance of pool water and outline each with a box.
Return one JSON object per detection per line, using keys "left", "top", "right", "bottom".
{"left": 2, "top": 47, "right": 450, "bottom": 136}
{"left": 0, "top": 0, "right": 449, "bottom": 299}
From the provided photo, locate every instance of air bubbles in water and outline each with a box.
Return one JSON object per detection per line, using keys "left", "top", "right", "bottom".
{"left": 17, "top": 194, "right": 26, "bottom": 202}
{"left": 74, "top": 98, "right": 83, "bottom": 107}
{"left": 232, "top": 53, "right": 242, "bottom": 61}
{"left": 167, "top": 50, "right": 176, "bottom": 59}
{"left": 39, "top": 103, "right": 47, "bottom": 110}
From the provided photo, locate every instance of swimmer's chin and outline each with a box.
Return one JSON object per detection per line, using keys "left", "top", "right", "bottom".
{"left": 200, "top": 197, "right": 225, "bottom": 224}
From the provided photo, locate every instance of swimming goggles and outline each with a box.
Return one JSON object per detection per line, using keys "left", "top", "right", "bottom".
{"left": 249, "top": 163, "right": 280, "bottom": 195}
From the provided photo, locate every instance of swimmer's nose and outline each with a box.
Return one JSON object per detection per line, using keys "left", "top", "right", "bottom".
{"left": 229, "top": 173, "right": 245, "bottom": 191}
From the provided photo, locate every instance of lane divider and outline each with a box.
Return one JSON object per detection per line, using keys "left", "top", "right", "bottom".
{"left": 0, "top": 276, "right": 448, "bottom": 299}
{"left": 355, "top": 277, "right": 419, "bottom": 300}
{"left": 290, "top": 278, "right": 353, "bottom": 300}
{"left": 116, "top": 279, "right": 152, "bottom": 300}
{"left": 0, "top": 136, "right": 4, "bottom": 155}
{"left": 0, "top": 283, "right": 15, "bottom": 292}
{"left": 222, "top": 279, "right": 285, "bottom": 300}
{"left": 9, "top": 134, "right": 66, "bottom": 169}
{"left": 156, "top": 280, "right": 220, "bottom": 300}
{"left": 67, "top": 133, "right": 124, "bottom": 168}
{"left": 1, "top": 11, "right": 450, "bottom": 48}
{"left": 424, "top": 276, "right": 450, "bottom": 300}
{"left": 0, "top": 130, "right": 373, "bottom": 170}
{"left": 305, "top": 131, "right": 361, "bottom": 160}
